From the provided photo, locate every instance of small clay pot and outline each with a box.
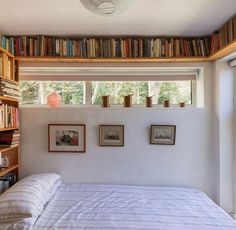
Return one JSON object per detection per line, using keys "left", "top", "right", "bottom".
{"left": 146, "top": 96, "right": 153, "bottom": 107}
{"left": 124, "top": 95, "right": 133, "bottom": 107}
{"left": 164, "top": 99, "right": 170, "bottom": 107}
{"left": 102, "top": 95, "right": 110, "bottom": 108}
{"left": 179, "top": 102, "right": 185, "bottom": 107}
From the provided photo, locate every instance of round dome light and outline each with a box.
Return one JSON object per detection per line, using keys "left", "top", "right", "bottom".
{"left": 80, "top": 0, "right": 133, "bottom": 17}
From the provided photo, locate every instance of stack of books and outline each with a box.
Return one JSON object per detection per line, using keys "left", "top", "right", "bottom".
{"left": 0, "top": 104, "right": 19, "bottom": 129}
{"left": 0, "top": 35, "right": 211, "bottom": 58}
{"left": 0, "top": 78, "right": 19, "bottom": 99}
{"left": 0, "top": 130, "right": 20, "bottom": 147}
{"left": 211, "top": 15, "right": 236, "bottom": 54}
{"left": 0, "top": 172, "right": 17, "bottom": 193}
{"left": 0, "top": 53, "right": 12, "bottom": 80}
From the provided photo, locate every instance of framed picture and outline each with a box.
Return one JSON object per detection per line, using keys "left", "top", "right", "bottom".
{"left": 99, "top": 125, "right": 124, "bottom": 147}
{"left": 48, "top": 124, "right": 86, "bottom": 152}
{"left": 150, "top": 125, "right": 176, "bottom": 145}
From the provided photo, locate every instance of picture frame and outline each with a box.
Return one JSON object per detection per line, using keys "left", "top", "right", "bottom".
{"left": 99, "top": 125, "right": 124, "bottom": 147}
{"left": 48, "top": 124, "right": 86, "bottom": 152}
{"left": 150, "top": 125, "right": 176, "bottom": 145}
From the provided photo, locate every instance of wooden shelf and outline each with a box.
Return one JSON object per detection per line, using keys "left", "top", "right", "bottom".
{"left": 15, "top": 56, "right": 209, "bottom": 63}
{"left": 0, "top": 145, "right": 19, "bottom": 153}
{"left": 208, "top": 40, "right": 236, "bottom": 61}
{"left": 0, "top": 96, "right": 19, "bottom": 103}
{"left": 0, "top": 40, "right": 228, "bottom": 63}
{"left": 14, "top": 39, "right": 236, "bottom": 63}
{"left": 0, "top": 127, "right": 19, "bottom": 132}
{"left": 0, "top": 76, "right": 19, "bottom": 85}
{"left": 0, "top": 47, "right": 14, "bottom": 59}
{"left": 0, "top": 46, "right": 19, "bottom": 183}
{"left": 0, "top": 40, "right": 234, "bottom": 63}
{"left": 0, "top": 164, "right": 19, "bottom": 177}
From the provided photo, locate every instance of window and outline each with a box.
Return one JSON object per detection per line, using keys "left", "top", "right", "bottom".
{"left": 92, "top": 81, "right": 192, "bottom": 105}
{"left": 20, "top": 81, "right": 85, "bottom": 105}
{"left": 20, "top": 80, "right": 192, "bottom": 106}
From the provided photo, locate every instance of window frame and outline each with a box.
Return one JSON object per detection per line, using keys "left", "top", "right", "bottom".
{"left": 19, "top": 66, "right": 203, "bottom": 108}
{"left": 19, "top": 80, "right": 196, "bottom": 107}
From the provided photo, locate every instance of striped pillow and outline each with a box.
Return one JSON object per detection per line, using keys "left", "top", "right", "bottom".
{"left": 0, "top": 173, "right": 61, "bottom": 223}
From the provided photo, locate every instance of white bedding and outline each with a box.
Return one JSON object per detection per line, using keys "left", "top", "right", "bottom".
{"left": 29, "top": 184, "right": 236, "bottom": 230}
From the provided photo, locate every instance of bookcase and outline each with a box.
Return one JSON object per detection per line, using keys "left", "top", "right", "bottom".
{"left": 0, "top": 46, "right": 19, "bottom": 186}
{"left": 0, "top": 15, "right": 234, "bottom": 63}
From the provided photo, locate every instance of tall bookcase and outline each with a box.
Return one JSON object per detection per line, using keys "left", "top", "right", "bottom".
{"left": 0, "top": 47, "right": 20, "bottom": 181}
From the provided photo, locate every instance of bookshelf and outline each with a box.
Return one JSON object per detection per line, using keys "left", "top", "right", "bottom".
{"left": 208, "top": 39, "right": 236, "bottom": 61}
{"left": 0, "top": 46, "right": 20, "bottom": 184}
{"left": 1, "top": 15, "right": 234, "bottom": 63}
{"left": 15, "top": 56, "right": 209, "bottom": 63}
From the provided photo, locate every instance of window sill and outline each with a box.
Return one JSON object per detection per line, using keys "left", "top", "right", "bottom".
{"left": 20, "top": 104, "right": 203, "bottom": 110}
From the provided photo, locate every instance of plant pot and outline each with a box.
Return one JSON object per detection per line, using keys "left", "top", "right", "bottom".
{"left": 124, "top": 95, "right": 133, "bottom": 107}
{"left": 146, "top": 96, "right": 153, "bottom": 107}
{"left": 164, "top": 100, "right": 170, "bottom": 107}
{"left": 179, "top": 102, "right": 185, "bottom": 107}
{"left": 101, "top": 95, "right": 110, "bottom": 108}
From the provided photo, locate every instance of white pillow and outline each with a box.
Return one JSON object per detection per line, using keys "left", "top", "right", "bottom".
{"left": 0, "top": 173, "right": 61, "bottom": 223}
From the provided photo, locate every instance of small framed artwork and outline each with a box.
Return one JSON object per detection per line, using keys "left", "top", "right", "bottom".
{"left": 48, "top": 124, "right": 86, "bottom": 152}
{"left": 99, "top": 125, "right": 124, "bottom": 147}
{"left": 150, "top": 125, "right": 176, "bottom": 145}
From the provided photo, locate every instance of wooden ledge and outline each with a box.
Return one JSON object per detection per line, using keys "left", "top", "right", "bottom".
{"left": 2, "top": 40, "right": 235, "bottom": 63}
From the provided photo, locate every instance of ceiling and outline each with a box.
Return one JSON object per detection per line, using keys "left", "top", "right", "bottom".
{"left": 0, "top": 0, "right": 235, "bottom": 37}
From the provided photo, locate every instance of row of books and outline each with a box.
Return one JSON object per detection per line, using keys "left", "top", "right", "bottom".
{"left": 0, "top": 172, "right": 17, "bottom": 193}
{"left": 0, "top": 104, "right": 19, "bottom": 129}
{"left": 0, "top": 53, "right": 13, "bottom": 80}
{"left": 0, "top": 130, "right": 20, "bottom": 146}
{"left": 0, "top": 35, "right": 211, "bottom": 58}
{"left": 0, "top": 78, "right": 19, "bottom": 99}
{"left": 211, "top": 15, "right": 236, "bottom": 54}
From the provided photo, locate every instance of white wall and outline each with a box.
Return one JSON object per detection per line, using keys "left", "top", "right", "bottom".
{"left": 213, "top": 60, "right": 234, "bottom": 214}
{"left": 21, "top": 107, "right": 213, "bottom": 191}
{"left": 20, "top": 62, "right": 217, "bottom": 200}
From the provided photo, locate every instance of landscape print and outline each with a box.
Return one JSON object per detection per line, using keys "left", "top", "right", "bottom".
{"left": 154, "top": 128, "right": 171, "bottom": 142}
{"left": 150, "top": 125, "right": 176, "bottom": 145}
{"left": 99, "top": 125, "right": 124, "bottom": 146}
{"left": 103, "top": 129, "right": 120, "bottom": 142}
{"left": 56, "top": 130, "right": 79, "bottom": 146}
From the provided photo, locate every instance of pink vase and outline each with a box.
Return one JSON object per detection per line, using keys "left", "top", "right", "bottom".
{"left": 47, "top": 92, "right": 61, "bottom": 108}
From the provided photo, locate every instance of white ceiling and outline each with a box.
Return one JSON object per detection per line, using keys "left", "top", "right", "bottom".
{"left": 0, "top": 0, "right": 235, "bottom": 36}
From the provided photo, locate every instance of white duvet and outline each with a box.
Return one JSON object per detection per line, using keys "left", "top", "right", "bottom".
{"left": 28, "top": 184, "right": 236, "bottom": 230}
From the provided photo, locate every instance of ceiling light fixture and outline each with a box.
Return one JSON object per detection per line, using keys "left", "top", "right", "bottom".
{"left": 80, "top": 0, "right": 133, "bottom": 17}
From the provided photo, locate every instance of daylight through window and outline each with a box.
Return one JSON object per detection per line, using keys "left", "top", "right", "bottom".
{"left": 20, "top": 80, "right": 192, "bottom": 106}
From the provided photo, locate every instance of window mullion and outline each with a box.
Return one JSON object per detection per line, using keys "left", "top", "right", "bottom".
{"left": 85, "top": 81, "right": 92, "bottom": 105}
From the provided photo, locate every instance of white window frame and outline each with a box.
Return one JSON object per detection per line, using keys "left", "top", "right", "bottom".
{"left": 19, "top": 66, "right": 204, "bottom": 108}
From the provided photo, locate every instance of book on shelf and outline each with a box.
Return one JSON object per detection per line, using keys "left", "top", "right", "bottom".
{"left": 0, "top": 130, "right": 20, "bottom": 146}
{"left": 211, "top": 15, "right": 236, "bottom": 54}
{"left": 0, "top": 104, "right": 19, "bottom": 129}
{"left": 0, "top": 52, "right": 13, "bottom": 80}
{"left": 0, "top": 142, "right": 19, "bottom": 147}
{"left": 0, "top": 35, "right": 211, "bottom": 58}
{"left": 0, "top": 78, "right": 19, "bottom": 99}
{"left": 0, "top": 172, "right": 17, "bottom": 193}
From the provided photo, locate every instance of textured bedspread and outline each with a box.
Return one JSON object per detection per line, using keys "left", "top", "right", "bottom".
{"left": 32, "top": 184, "right": 236, "bottom": 230}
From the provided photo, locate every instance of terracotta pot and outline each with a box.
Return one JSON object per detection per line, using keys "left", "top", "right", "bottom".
{"left": 102, "top": 95, "right": 110, "bottom": 108}
{"left": 164, "top": 99, "right": 170, "bottom": 107}
{"left": 179, "top": 102, "right": 185, "bottom": 107}
{"left": 146, "top": 96, "right": 153, "bottom": 107}
{"left": 124, "top": 95, "right": 133, "bottom": 107}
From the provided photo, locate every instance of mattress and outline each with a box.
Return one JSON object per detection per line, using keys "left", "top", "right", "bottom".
{"left": 31, "top": 184, "right": 236, "bottom": 230}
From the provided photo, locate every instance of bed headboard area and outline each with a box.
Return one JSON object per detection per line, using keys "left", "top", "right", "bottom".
{"left": 19, "top": 62, "right": 223, "bottom": 208}
{"left": 20, "top": 106, "right": 213, "bottom": 194}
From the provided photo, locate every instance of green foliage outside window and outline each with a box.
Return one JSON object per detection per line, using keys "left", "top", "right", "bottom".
{"left": 20, "top": 81, "right": 84, "bottom": 105}
{"left": 20, "top": 81, "right": 191, "bottom": 105}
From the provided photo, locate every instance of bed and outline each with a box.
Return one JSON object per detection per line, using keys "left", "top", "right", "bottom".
{"left": 0, "top": 174, "right": 236, "bottom": 230}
